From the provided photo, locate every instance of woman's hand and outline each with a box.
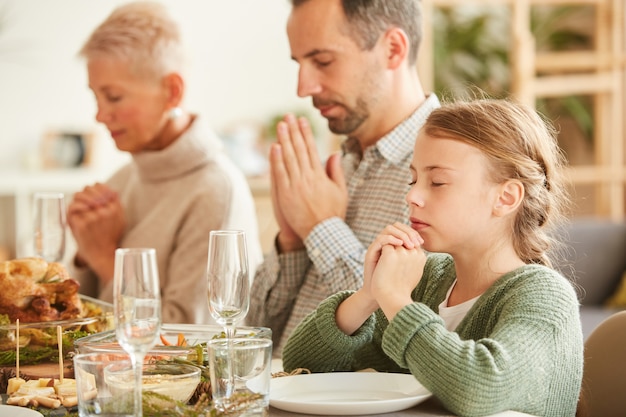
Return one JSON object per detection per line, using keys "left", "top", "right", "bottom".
{"left": 67, "top": 183, "right": 125, "bottom": 284}
{"left": 67, "top": 182, "right": 117, "bottom": 214}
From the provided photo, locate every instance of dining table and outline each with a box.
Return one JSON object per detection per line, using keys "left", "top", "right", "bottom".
{"left": 0, "top": 361, "right": 537, "bottom": 417}
{"left": 0, "top": 395, "right": 535, "bottom": 417}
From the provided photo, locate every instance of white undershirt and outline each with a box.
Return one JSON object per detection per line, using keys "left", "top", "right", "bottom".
{"left": 438, "top": 280, "right": 481, "bottom": 331}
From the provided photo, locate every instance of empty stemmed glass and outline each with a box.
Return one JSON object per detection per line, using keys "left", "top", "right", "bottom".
{"left": 113, "top": 248, "right": 162, "bottom": 417}
{"left": 206, "top": 230, "right": 251, "bottom": 339}
{"left": 33, "top": 192, "right": 66, "bottom": 262}
{"left": 206, "top": 230, "right": 251, "bottom": 399}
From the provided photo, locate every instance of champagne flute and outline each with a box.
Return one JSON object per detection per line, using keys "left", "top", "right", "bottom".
{"left": 206, "top": 230, "right": 251, "bottom": 339}
{"left": 113, "top": 248, "right": 162, "bottom": 417}
{"left": 33, "top": 192, "right": 66, "bottom": 262}
{"left": 207, "top": 230, "right": 250, "bottom": 400}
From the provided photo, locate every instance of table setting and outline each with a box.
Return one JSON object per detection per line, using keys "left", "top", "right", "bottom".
{"left": 0, "top": 212, "right": 538, "bottom": 417}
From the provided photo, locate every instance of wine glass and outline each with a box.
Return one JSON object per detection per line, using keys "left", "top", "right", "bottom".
{"left": 33, "top": 192, "right": 66, "bottom": 262}
{"left": 113, "top": 248, "right": 162, "bottom": 417}
{"left": 206, "top": 230, "right": 251, "bottom": 339}
{"left": 207, "top": 230, "right": 250, "bottom": 399}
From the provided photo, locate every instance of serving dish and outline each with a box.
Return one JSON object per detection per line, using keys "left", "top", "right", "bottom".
{"left": 0, "top": 295, "right": 113, "bottom": 366}
{"left": 74, "top": 323, "right": 271, "bottom": 361}
{"left": 105, "top": 362, "right": 201, "bottom": 403}
{"left": 75, "top": 323, "right": 271, "bottom": 405}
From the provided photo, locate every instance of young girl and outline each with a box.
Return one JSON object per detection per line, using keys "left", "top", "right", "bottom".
{"left": 282, "top": 99, "right": 583, "bottom": 417}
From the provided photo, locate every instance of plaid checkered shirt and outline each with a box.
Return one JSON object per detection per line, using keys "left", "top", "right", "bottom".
{"left": 248, "top": 94, "right": 441, "bottom": 356}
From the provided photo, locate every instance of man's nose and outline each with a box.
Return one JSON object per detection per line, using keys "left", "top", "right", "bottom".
{"left": 297, "top": 66, "right": 323, "bottom": 97}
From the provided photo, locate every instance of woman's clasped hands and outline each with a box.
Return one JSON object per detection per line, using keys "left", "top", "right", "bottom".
{"left": 66, "top": 182, "right": 125, "bottom": 282}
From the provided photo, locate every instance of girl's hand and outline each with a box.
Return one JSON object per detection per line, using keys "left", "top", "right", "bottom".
{"left": 336, "top": 223, "right": 423, "bottom": 335}
{"left": 364, "top": 223, "right": 423, "bottom": 299}
{"left": 339, "top": 227, "right": 424, "bottom": 334}
{"left": 371, "top": 242, "right": 427, "bottom": 321}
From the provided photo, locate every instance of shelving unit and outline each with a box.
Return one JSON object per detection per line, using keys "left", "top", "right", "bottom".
{"left": 419, "top": 0, "right": 626, "bottom": 220}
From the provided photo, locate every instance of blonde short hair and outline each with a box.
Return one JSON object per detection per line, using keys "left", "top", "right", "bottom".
{"left": 79, "top": 1, "right": 185, "bottom": 80}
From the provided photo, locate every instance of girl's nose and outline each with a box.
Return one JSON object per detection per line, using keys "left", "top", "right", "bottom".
{"left": 406, "top": 186, "right": 425, "bottom": 207}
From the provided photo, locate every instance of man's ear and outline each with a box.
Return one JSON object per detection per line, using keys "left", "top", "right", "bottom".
{"left": 493, "top": 180, "right": 524, "bottom": 217}
{"left": 162, "top": 72, "right": 185, "bottom": 108}
{"left": 383, "top": 27, "right": 409, "bottom": 70}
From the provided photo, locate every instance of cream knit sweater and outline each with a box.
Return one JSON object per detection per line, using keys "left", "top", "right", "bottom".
{"left": 72, "top": 116, "right": 263, "bottom": 324}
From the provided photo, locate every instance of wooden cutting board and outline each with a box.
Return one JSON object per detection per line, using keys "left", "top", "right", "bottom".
{"left": 0, "top": 361, "right": 73, "bottom": 394}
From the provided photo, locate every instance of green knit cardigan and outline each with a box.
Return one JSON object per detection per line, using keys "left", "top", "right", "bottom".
{"left": 282, "top": 253, "right": 583, "bottom": 417}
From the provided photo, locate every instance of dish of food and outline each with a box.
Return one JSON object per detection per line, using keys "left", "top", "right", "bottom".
{"left": 105, "top": 363, "right": 201, "bottom": 403}
{"left": 0, "top": 258, "right": 114, "bottom": 396}
{"left": 270, "top": 372, "right": 432, "bottom": 415}
{"left": 0, "top": 257, "right": 83, "bottom": 323}
{"left": 74, "top": 323, "right": 271, "bottom": 359}
{"left": 0, "top": 258, "right": 114, "bottom": 367}
{"left": 0, "top": 294, "right": 113, "bottom": 367}
{"left": 0, "top": 258, "right": 113, "bottom": 369}
{"left": 75, "top": 323, "right": 271, "bottom": 405}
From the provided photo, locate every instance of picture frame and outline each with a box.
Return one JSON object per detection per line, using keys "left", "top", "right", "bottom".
{"left": 40, "top": 130, "right": 94, "bottom": 169}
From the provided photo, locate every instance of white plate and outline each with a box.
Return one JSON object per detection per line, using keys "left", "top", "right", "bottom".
{"left": 270, "top": 372, "right": 432, "bottom": 415}
{"left": 0, "top": 404, "right": 43, "bottom": 417}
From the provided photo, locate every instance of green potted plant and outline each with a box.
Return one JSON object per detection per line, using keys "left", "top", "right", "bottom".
{"left": 433, "top": 4, "right": 594, "bottom": 163}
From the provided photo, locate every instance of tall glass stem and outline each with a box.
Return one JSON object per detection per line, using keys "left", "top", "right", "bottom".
{"left": 131, "top": 351, "right": 145, "bottom": 417}
{"left": 224, "top": 324, "right": 236, "bottom": 399}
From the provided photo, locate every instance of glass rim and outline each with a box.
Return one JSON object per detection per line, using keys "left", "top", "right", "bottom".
{"left": 73, "top": 351, "right": 131, "bottom": 363}
{"left": 209, "top": 230, "right": 245, "bottom": 236}
{"left": 33, "top": 191, "right": 65, "bottom": 199}
{"left": 207, "top": 337, "right": 272, "bottom": 348}
{"left": 115, "top": 247, "right": 156, "bottom": 255}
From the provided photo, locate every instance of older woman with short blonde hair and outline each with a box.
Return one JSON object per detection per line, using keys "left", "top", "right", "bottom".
{"left": 68, "top": 1, "right": 263, "bottom": 324}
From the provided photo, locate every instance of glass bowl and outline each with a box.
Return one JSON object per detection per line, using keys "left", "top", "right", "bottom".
{"left": 74, "top": 323, "right": 272, "bottom": 365}
{"left": 75, "top": 324, "right": 271, "bottom": 405}
{"left": 105, "top": 362, "right": 202, "bottom": 403}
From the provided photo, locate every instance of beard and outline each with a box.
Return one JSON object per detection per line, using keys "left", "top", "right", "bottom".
{"left": 313, "top": 97, "right": 369, "bottom": 135}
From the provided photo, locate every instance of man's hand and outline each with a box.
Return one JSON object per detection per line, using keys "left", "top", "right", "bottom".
{"left": 270, "top": 114, "right": 348, "bottom": 252}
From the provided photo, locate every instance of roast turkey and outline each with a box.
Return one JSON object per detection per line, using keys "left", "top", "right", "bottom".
{"left": 0, "top": 257, "right": 83, "bottom": 322}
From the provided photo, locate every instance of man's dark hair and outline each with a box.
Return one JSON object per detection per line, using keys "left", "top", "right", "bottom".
{"left": 291, "top": 0, "right": 422, "bottom": 64}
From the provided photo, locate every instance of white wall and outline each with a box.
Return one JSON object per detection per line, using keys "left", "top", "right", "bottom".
{"left": 0, "top": 0, "right": 328, "bottom": 174}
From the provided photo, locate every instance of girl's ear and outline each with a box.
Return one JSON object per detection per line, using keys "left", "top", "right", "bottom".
{"left": 162, "top": 72, "right": 185, "bottom": 108}
{"left": 383, "top": 27, "right": 409, "bottom": 70}
{"left": 493, "top": 180, "right": 524, "bottom": 217}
